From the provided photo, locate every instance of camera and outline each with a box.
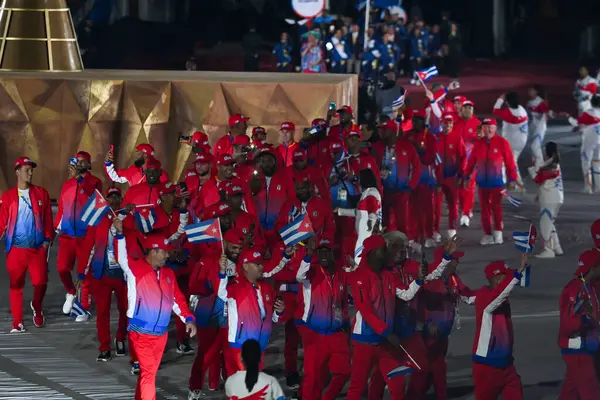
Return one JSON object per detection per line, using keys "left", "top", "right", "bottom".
{"left": 179, "top": 134, "right": 191, "bottom": 144}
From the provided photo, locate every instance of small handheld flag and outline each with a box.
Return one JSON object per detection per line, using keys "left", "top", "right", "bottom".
{"left": 80, "top": 191, "right": 111, "bottom": 227}
{"left": 185, "top": 218, "right": 223, "bottom": 244}
{"left": 70, "top": 298, "right": 91, "bottom": 319}
{"left": 501, "top": 190, "right": 522, "bottom": 208}
{"left": 416, "top": 66, "right": 439, "bottom": 83}
{"left": 279, "top": 213, "right": 314, "bottom": 247}
{"left": 392, "top": 90, "right": 408, "bottom": 108}
{"left": 519, "top": 265, "right": 531, "bottom": 287}
{"left": 289, "top": 205, "right": 301, "bottom": 222}
{"left": 134, "top": 206, "right": 157, "bottom": 234}
{"left": 512, "top": 224, "right": 537, "bottom": 253}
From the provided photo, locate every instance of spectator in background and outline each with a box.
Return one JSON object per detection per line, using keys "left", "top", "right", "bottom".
{"left": 185, "top": 56, "right": 197, "bottom": 71}
{"left": 329, "top": 28, "right": 349, "bottom": 73}
{"left": 346, "top": 24, "right": 362, "bottom": 74}
{"left": 429, "top": 24, "right": 442, "bottom": 68}
{"left": 243, "top": 27, "right": 262, "bottom": 72}
{"left": 273, "top": 32, "right": 293, "bottom": 72}
{"left": 301, "top": 30, "right": 326, "bottom": 73}
{"left": 446, "top": 23, "right": 462, "bottom": 78}
{"left": 376, "top": 72, "right": 405, "bottom": 119}
{"left": 409, "top": 26, "right": 427, "bottom": 84}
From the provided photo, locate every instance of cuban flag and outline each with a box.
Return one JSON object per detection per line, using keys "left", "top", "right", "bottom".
{"left": 289, "top": 205, "right": 302, "bottom": 222}
{"left": 70, "top": 298, "right": 91, "bottom": 319}
{"left": 512, "top": 224, "right": 537, "bottom": 253}
{"left": 501, "top": 190, "right": 522, "bottom": 208}
{"left": 134, "top": 206, "right": 157, "bottom": 234}
{"left": 185, "top": 218, "right": 222, "bottom": 244}
{"left": 279, "top": 213, "right": 314, "bottom": 247}
{"left": 433, "top": 87, "right": 447, "bottom": 103}
{"left": 416, "top": 66, "right": 439, "bottom": 82}
{"left": 392, "top": 90, "right": 408, "bottom": 108}
{"left": 80, "top": 191, "right": 111, "bottom": 227}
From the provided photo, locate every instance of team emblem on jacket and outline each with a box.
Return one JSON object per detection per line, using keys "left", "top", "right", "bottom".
{"left": 468, "top": 128, "right": 473, "bottom": 133}
{"left": 167, "top": 278, "right": 171, "bottom": 284}
{"left": 38, "top": 201, "right": 42, "bottom": 206}
{"left": 494, "top": 149, "right": 498, "bottom": 153}
{"left": 265, "top": 295, "right": 270, "bottom": 302}
{"left": 80, "top": 189, "right": 85, "bottom": 194}
{"left": 277, "top": 185, "right": 281, "bottom": 190}
{"left": 339, "top": 284, "right": 344, "bottom": 291}
{"left": 313, "top": 211, "right": 317, "bottom": 217}
{"left": 449, "top": 145, "right": 453, "bottom": 149}
{"left": 402, "top": 151, "right": 406, "bottom": 155}
{"left": 242, "top": 228, "right": 248, "bottom": 233}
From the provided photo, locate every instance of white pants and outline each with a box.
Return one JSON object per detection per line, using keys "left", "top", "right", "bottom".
{"left": 530, "top": 130, "right": 546, "bottom": 167}
{"left": 578, "top": 100, "right": 592, "bottom": 115}
{"left": 539, "top": 201, "right": 561, "bottom": 251}
{"left": 580, "top": 130, "right": 600, "bottom": 191}
{"left": 504, "top": 138, "right": 526, "bottom": 185}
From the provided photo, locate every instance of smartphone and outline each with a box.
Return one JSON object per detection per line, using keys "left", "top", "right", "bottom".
{"left": 329, "top": 101, "right": 336, "bottom": 111}
{"left": 69, "top": 157, "right": 77, "bottom": 166}
{"left": 178, "top": 182, "right": 188, "bottom": 193}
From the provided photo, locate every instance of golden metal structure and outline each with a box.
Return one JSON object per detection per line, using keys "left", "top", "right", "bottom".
{"left": 0, "top": 0, "right": 83, "bottom": 72}
{"left": 0, "top": 70, "right": 358, "bottom": 198}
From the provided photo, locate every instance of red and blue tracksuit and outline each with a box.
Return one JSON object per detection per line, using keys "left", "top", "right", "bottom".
{"left": 104, "top": 162, "right": 169, "bottom": 187}
{"left": 276, "top": 142, "right": 300, "bottom": 169}
{"left": 454, "top": 116, "right": 481, "bottom": 217}
{"left": 371, "top": 139, "right": 421, "bottom": 233}
{"left": 122, "top": 182, "right": 162, "bottom": 208}
{"left": 55, "top": 173, "right": 102, "bottom": 296}
{"left": 434, "top": 130, "right": 466, "bottom": 232}
{"left": 464, "top": 135, "right": 517, "bottom": 235}
{"left": 472, "top": 270, "right": 524, "bottom": 400}
{"left": 254, "top": 171, "right": 294, "bottom": 247}
{"left": 558, "top": 278, "right": 600, "bottom": 400}
{"left": 409, "top": 129, "right": 438, "bottom": 241}
{"left": 0, "top": 185, "right": 53, "bottom": 328}
{"left": 303, "top": 136, "right": 333, "bottom": 168}
{"left": 214, "top": 133, "right": 234, "bottom": 157}
{"left": 231, "top": 209, "right": 266, "bottom": 251}
{"left": 284, "top": 164, "right": 331, "bottom": 205}
{"left": 115, "top": 235, "right": 194, "bottom": 400}
{"left": 296, "top": 257, "right": 350, "bottom": 400}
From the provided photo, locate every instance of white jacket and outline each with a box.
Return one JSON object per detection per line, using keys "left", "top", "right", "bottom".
{"left": 526, "top": 96, "right": 549, "bottom": 134}
{"left": 568, "top": 107, "right": 600, "bottom": 139}
{"left": 493, "top": 98, "right": 529, "bottom": 150}
{"left": 527, "top": 161, "right": 564, "bottom": 205}
{"left": 225, "top": 371, "right": 285, "bottom": 400}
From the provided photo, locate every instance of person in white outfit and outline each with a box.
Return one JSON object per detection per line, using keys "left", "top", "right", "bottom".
{"left": 526, "top": 85, "right": 554, "bottom": 167}
{"left": 336, "top": 169, "right": 382, "bottom": 266}
{"left": 493, "top": 92, "right": 529, "bottom": 188}
{"left": 574, "top": 66, "right": 598, "bottom": 115}
{"left": 566, "top": 95, "right": 600, "bottom": 193}
{"left": 527, "top": 141, "right": 564, "bottom": 258}
{"left": 225, "top": 339, "right": 286, "bottom": 400}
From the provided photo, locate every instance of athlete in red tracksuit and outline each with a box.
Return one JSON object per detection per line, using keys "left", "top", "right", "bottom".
{"left": 77, "top": 187, "right": 130, "bottom": 361}
{"left": 122, "top": 158, "right": 165, "bottom": 209}
{"left": 463, "top": 118, "right": 517, "bottom": 245}
{"left": 55, "top": 151, "right": 102, "bottom": 316}
{"left": 453, "top": 100, "right": 481, "bottom": 226}
{"left": 434, "top": 114, "right": 466, "bottom": 239}
{"left": 558, "top": 249, "right": 600, "bottom": 400}
{"left": 188, "top": 131, "right": 211, "bottom": 155}
{"left": 284, "top": 148, "right": 331, "bottom": 204}
{"left": 408, "top": 110, "right": 438, "bottom": 249}
{"left": 225, "top": 182, "right": 266, "bottom": 251}
{"left": 328, "top": 105, "right": 354, "bottom": 140}
{"left": 372, "top": 120, "right": 421, "bottom": 233}
{"left": 214, "top": 114, "right": 249, "bottom": 157}
{"left": 187, "top": 228, "right": 246, "bottom": 397}
{"left": 471, "top": 254, "right": 529, "bottom": 400}
{"left": 276, "top": 121, "right": 300, "bottom": 169}
{"left": 296, "top": 237, "right": 350, "bottom": 400}
{"left": 0, "top": 157, "right": 53, "bottom": 332}
{"left": 183, "top": 153, "right": 213, "bottom": 219}
{"left": 303, "top": 118, "right": 331, "bottom": 168}
{"left": 195, "top": 202, "right": 235, "bottom": 260}
{"left": 112, "top": 218, "right": 196, "bottom": 400}
{"left": 104, "top": 143, "right": 169, "bottom": 187}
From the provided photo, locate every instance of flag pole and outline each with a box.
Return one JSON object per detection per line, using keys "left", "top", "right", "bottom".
{"left": 96, "top": 189, "right": 117, "bottom": 217}
{"left": 362, "top": 0, "right": 370, "bottom": 52}
{"left": 218, "top": 218, "right": 224, "bottom": 255}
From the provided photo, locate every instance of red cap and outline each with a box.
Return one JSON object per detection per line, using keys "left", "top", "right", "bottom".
{"left": 336, "top": 105, "right": 354, "bottom": 116}
{"left": 454, "top": 95, "right": 466, "bottom": 102}
{"left": 442, "top": 112, "right": 454, "bottom": 121}
{"left": 14, "top": 156, "right": 37, "bottom": 169}
{"left": 251, "top": 126, "right": 266, "bottom": 138}
{"left": 256, "top": 147, "right": 277, "bottom": 158}
{"left": 362, "top": 235, "right": 387, "bottom": 257}
{"left": 461, "top": 100, "right": 475, "bottom": 108}
{"left": 412, "top": 109, "right": 427, "bottom": 119}
{"left": 203, "top": 202, "right": 231, "bottom": 219}
{"left": 233, "top": 135, "right": 251, "bottom": 145}
{"left": 106, "top": 187, "right": 122, "bottom": 197}
{"left": 158, "top": 182, "right": 176, "bottom": 196}
{"left": 228, "top": 114, "right": 250, "bottom": 127}
{"left": 145, "top": 157, "right": 162, "bottom": 169}
{"left": 194, "top": 153, "right": 213, "bottom": 164}
{"left": 216, "top": 154, "right": 235, "bottom": 166}
{"left": 280, "top": 122, "right": 296, "bottom": 131}
{"left": 329, "top": 138, "right": 344, "bottom": 152}
{"left": 75, "top": 151, "right": 91, "bottom": 161}
{"left": 345, "top": 124, "right": 362, "bottom": 139}
{"left": 378, "top": 120, "right": 398, "bottom": 131}
{"left": 192, "top": 131, "right": 209, "bottom": 147}
{"left": 225, "top": 182, "right": 245, "bottom": 196}
{"left": 482, "top": 118, "right": 497, "bottom": 126}
{"left": 484, "top": 260, "right": 511, "bottom": 279}
{"left": 136, "top": 144, "right": 155, "bottom": 156}
{"left": 223, "top": 227, "right": 246, "bottom": 246}
{"left": 144, "top": 234, "right": 173, "bottom": 251}
{"left": 576, "top": 249, "right": 600, "bottom": 277}
{"left": 591, "top": 220, "right": 600, "bottom": 247}
{"left": 292, "top": 148, "right": 307, "bottom": 161}
{"left": 312, "top": 118, "right": 327, "bottom": 128}
{"left": 240, "top": 248, "right": 264, "bottom": 264}
{"left": 317, "top": 236, "right": 337, "bottom": 249}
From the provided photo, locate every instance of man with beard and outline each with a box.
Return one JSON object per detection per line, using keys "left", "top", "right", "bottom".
{"left": 215, "top": 114, "right": 249, "bottom": 157}
{"left": 188, "top": 228, "right": 246, "bottom": 399}
{"left": 104, "top": 143, "right": 169, "bottom": 187}
{"left": 284, "top": 148, "right": 330, "bottom": 204}
{"left": 183, "top": 153, "right": 213, "bottom": 220}
{"left": 232, "top": 135, "right": 256, "bottom": 182}
{"left": 55, "top": 151, "right": 103, "bottom": 317}
{"left": 328, "top": 106, "right": 354, "bottom": 140}
{"left": 122, "top": 159, "right": 165, "bottom": 209}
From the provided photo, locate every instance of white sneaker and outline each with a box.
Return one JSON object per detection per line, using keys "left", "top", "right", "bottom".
{"left": 410, "top": 79, "right": 417, "bottom": 85}
{"left": 63, "top": 293, "right": 75, "bottom": 315}
{"left": 536, "top": 248, "right": 556, "bottom": 259}
{"left": 554, "top": 246, "right": 564, "bottom": 256}
{"left": 188, "top": 390, "right": 206, "bottom": 400}
{"left": 582, "top": 185, "right": 593, "bottom": 194}
{"left": 409, "top": 240, "right": 422, "bottom": 253}
{"left": 460, "top": 215, "right": 470, "bottom": 227}
{"left": 75, "top": 314, "right": 89, "bottom": 322}
{"left": 493, "top": 231, "right": 504, "bottom": 244}
{"left": 480, "top": 235, "right": 495, "bottom": 246}
{"left": 447, "top": 229, "right": 457, "bottom": 240}
{"left": 432, "top": 232, "right": 442, "bottom": 243}
{"left": 10, "top": 323, "right": 26, "bottom": 333}
{"left": 425, "top": 238, "right": 436, "bottom": 248}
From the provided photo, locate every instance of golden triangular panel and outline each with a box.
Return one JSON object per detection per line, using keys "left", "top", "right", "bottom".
{"left": 89, "top": 81, "right": 124, "bottom": 122}
{"left": 15, "top": 79, "right": 64, "bottom": 122}
{"left": 171, "top": 81, "right": 221, "bottom": 134}
{"left": 122, "top": 81, "right": 171, "bottom": 124}
{"left": 260, "top": 84, "right": 307, "bottom": 125}
{"left": 144, "top": 82, "right": 171, "bottom": 126}
{"left": 0, "top": 80, "right": 28, "bottom": 121}
{"left": 0, "top": 122, "right": 29, "bottom": 189}
{"left": 221, "top": 82, "right": 276, "bottom": 123}
{"left": 203, "top": 84, "right": 231, "bottom": 128}
{"left": 280, "top": 83, "right": 336, "bottom": 123}
{"left": 60, "top": 81, "right": 88, "bottom": 122}
{"left": 119, "top": 122, "right": 145, "bottom": 166}
{"left": 65, "top": 80, "right": 92, "bottom": 120}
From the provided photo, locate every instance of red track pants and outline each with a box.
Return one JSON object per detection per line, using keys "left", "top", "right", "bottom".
{"left": 224, "top": 345, "right": 264, "bottom": 376}
{"left": 409, "top": 185, "right": 434, "bottom": 241}
{"left": 57, "top": 235, "right": 85, "bottom": 295}
{"left": 383, "top": 192, "right": 411, "bottom": 233}
{"left": 407, "top": 338, "right": 449, "bottom": 400}
{"left": 559, "top": 354, "right": 600, "bottom": 400}
{"left": 301, "top": 329, "right": 350, "bottom": 400}
{"left": 90, "top": 277, "right": 127, "bottom": 352}
{"left": 131, "top": 331, "right": 168, "bottom": 400}
{"left": 459, "top": 178, "right": 476, "bottom": 216}
{"left": 335, "top": 215, "right": 357, "bottom": 261}
{"left": 7, "top": 247, "right": 48, "bottom": 328}
{"left": 472, "top": 362, "right": 523, "bottom": 400}
{"left": 189, "top": 326, "right": 225, "bottom": 391}
{"left": 478, "top": 188, "right": 504, "bottom": 235}
{"left": 435, "top": 180, "right": 459, "bottom": 232}
{"left": 175, "top": 275, "right": 190, "bottom": 344}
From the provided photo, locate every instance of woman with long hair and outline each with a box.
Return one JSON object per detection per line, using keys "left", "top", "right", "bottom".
{"left": 224, "top": 339, "right": 285, "bottom": 399}
{"left": 526, "top": 84, "right": 554, "bottom": 167}
{"left": 527, "top": 141, "right": 564, "bottom": 258}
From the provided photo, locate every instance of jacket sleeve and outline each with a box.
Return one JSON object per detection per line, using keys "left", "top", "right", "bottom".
{"left": 453, "top": 274, "right": 477, "bottom": 304}
{"left": 262, "top": 251, "right": 292, "bottom": 279}
{"left": 115, "top": 234, "right": 135, "bottom": 280}
{"left": 463, "top": 143, "right": 478, "bottom": 179}
{"left": 0, "top": 193, "right": 8, "bottom": 239}
{"left": 316, "top": 170, "right": 331, "bottom": 204}
{"left": 172, "top": 274, "right": 195, "bottom": 324}
{"left": 54, "top": 183, "right": 65, "bottom": 231}
{"left": 77, "top": 226, "right": 96, "bottom": 278}
{"left": 274, "top": 202, "right": 290, "bottom": 234}
{"left": 492, "top": 98, "right": 528, "bottom": 124}
{"left": 296, "top": 257, "right": 312, "bottom": 283}
{"left": 407, "top": 144, "right": 422, "bottom": 189}
{"left": 189, "top": 260, "right": 209, "bottom": 296}
{"left": 502, "top": 139, "right": 518, "bottom": 182}
{"left": 559, "top": 284, "right": 587, "bottom": 338}
{"left": 349, "top": 274, "right": 390, "bottom": 336}
{"left": 42, "top": 189, "right": 53, "bottom": 242}
{"left": 457, "top": 136, "right": 467, "bottom": 177}
{"left": 395, "top": 279, "right": 422, "bottom": 301}
{"left": 104, "top": 162, "right": 131, "bottom": 184}
{"left": 481, "top": 270, "right": 521, "bottom": 313}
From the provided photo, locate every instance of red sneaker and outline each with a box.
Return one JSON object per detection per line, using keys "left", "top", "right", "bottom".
{"left": 30, "top": 302, "right": 45, "bottom": 328}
